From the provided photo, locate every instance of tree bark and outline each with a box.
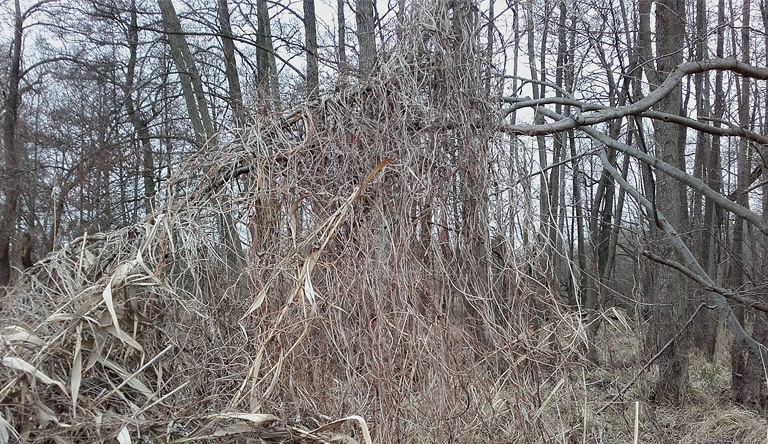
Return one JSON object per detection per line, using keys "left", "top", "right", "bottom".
{"left": 257, "top": 0, "right": 280, "bottom": 106}
{"left": 157, "top": 0, "right": 214, "bottom": 147}
{"left": 158, "top": 0, "right": 245, "bottom": 272}
{"left": 730, "top": 0, "right": 765, "bottom": 409}
{"left": 485, "top": 0, "right": 494, "bottom": 94}
{"left": 754, "top": 0, "right": 768, "bottom": 410}
{"left": 633, "top": 0, "right": 691, "bottom": 400}
{"left": 0, "top": 0, "right": 24, "bottom": 288}
{"left": 691, "top": 0, "right": 717, "bottom": 359}
{"left": 125, "top": 0, "right": 155, "bottom": 213}
{"left": 337, "top": 0, "right": 347, "bottom": 76}
{"left": 218, "top": 0, "right": 245, "bottom": 126}
{"left": 304, "top": 0, "right": 319, "bottom": 99}
{"left": 356, "top": 0, "right": 377, "bottom": 76}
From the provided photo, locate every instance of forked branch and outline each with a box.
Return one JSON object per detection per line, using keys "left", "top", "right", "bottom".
{"left": 501, "top": 57, "right": 768, "bottom": 136}
{"left": 533, "top": 107, "right": 768, "bottom": 235}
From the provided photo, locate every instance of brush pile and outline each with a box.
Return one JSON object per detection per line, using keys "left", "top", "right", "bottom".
{"left": 0, "top": 1, "right": 584, "bottom": 442}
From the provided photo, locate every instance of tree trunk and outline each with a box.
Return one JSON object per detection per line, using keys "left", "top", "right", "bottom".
{"left": 753, "top": 0, "right": 768, "bottom": 410}
{"left": 337, "top": 0, "right": 347, "bottom": 76}
{"left": 705, "top": 0, "right": 726, "bottom": 309}
{"left": 526, "top": 0, "right": 553, "bottom": 267}
{"left": 157, "top": 0, "right": 214, "bottom": 147}
{"left": 304, "top": 0, "right": 319, "bottom": 99}
{"left": 356, "top": 0, "right": 377, "bottom": 76}
{"left": 0, "top": 0, "right": 23, "bottom": 288}
{"left": 257, "top": 0, "right": 280, "bottom": 106}
{"left": 485, "top": 0, "right": 494, "bottom": 94}
{"left": 158, "top": 0, "right": 245, "bottom": 272}
{"left": 691, "top": 0, "right": 717, "bottom": 359}
{"left": 549, "top": 0, "right": 567, "bottom": 268}
{"left": 125, "top": 0, "right": 155, "bottom": 213}
{"left": 730, "top": 0, "right": 764, "bottom": 409}
{"left": 647, "top": 0, "right": 691, "bottom": 403}
{"left": 218, "top": 0, "right": 245, "bottom": 126}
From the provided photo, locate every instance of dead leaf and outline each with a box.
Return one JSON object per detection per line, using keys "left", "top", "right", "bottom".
{"left": 2, "top": 356, "right": 67, "bottom": 395}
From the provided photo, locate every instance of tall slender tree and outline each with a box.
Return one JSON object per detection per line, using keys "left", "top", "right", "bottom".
{"left": 729, "top": 0, "right": 766, "bottom": 408}
{"left": 218, "top": 0, "right": 245, "bottom": 126}
{"left": 645, "top": 0, "right": 691, "bottom": 402}
{"left": 157, "top": 0, "right": 214, "bottom": 147}
{"left": 257, "top": 0, "right": 280, "bottom": 105}
{"left": 0, "top": 0, "right": 24, "bottom": 287}
{"left": 356, "top": 0, "right": 377, "bottom": 76}
{"left": 304, "top": 0, "right": 319, "bottom": 99}
{"left": 691, "top": 0, "right": 717, "bottom": 359}
{"left": 337, "top": 0, "right": 347, "bottom": 75}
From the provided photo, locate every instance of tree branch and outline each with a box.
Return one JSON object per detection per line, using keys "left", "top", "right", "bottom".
{"left": 501, "top": 57, "right": 768, "bottom": 135}
{"left": 531, "top": 107, "right": 768, "bottom": 235}
{"left": 597, "top": 148, "right": 768, "bottom": 364}
{"left": 642, "top": 250, "right": 768, "bottom": 314}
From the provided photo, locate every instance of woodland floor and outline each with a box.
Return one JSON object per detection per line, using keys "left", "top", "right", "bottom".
{"left": 577, "top": 310, "right": 767, "bottom": 444}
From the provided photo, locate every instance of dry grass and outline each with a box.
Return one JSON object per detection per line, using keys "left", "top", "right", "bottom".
{"left": 570, "top": 312, "right": 768, "bottom": 444}
{"left": 1, "top": 1, "right": 765, "bottom": 443}
{"left": 0, "top": 2, "right": 584, "bottom": 442}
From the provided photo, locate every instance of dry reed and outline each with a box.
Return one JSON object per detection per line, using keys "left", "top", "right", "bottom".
{"left": 0, "top": 1, "right": 585, "bottom": 443}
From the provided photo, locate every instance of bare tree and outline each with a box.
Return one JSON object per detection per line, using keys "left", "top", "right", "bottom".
{"left": 157, "top": 0, "right": 215, "bottom": 147}
{"left": 0, "top": 0, "right": 24, "bottom": 287}
{"left": 304, "top": 0, "right": 319, "bottom": 98}
{"left": 123, "top": 0, "right": 156, "bottom": 213}
{"left": 256, "top": 0, "right": 280, "bottom": 105}
{"left": 729, "top": 0, "right": 766, "bottom": 409}
{"left": 337, "top": 0, "right": 347, "bottom": 75}
{"left": 219, "top": 0, "right": 245, "bottom": 126}
{"left": 691, "top": 0, "right": 718, "bottom": 360}
{"left": 643, "top": 0, "right": 691, "bottom": 403}
{"left": 356, "top": 0, "right": 376, "bottom": 76}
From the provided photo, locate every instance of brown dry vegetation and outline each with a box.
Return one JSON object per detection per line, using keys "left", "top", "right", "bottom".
{"left": 1, "top": 1, "right": 766, "bottom": 443}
